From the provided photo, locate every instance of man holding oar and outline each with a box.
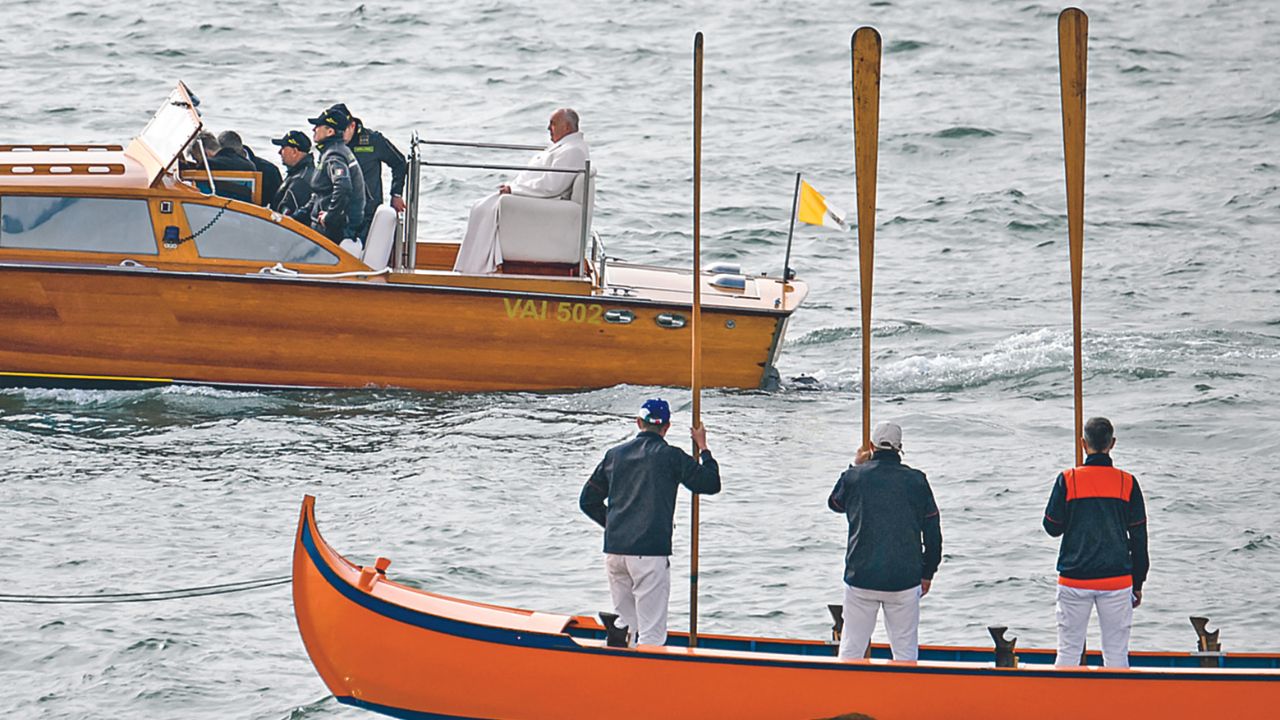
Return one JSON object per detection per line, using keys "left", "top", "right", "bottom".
{"left": 828, "top": 422, "right": 943, "bottom": 662}
{"left": 579, "top": 399, "right": 721, "bottom": 647}
{"left": 1043, "top": 416, "right": 1150, "bottom": 668}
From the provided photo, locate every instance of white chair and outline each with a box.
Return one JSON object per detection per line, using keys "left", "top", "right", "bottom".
{"left": 362, "top": 204, "right": 397, "bottom": 270}
{"left": 495, "top": 167, "right": 596, "bottom": 269}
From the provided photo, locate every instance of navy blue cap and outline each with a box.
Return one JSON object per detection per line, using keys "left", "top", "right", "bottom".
{"left": 307, "top": 107, "right": 350, "bottom": 131}
{"left": 638, "top": 398, "right": 671, "bottom": 426}
{"left": 271, "top": 130, "right": 311, "bottom": 152}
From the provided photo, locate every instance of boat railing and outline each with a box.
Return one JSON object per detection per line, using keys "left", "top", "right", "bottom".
{"left": 396, "top": 136, "right": 593, "bottom": 277}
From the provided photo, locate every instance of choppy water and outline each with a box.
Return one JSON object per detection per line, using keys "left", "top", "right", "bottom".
{"left": 3, "top": 0, "right": 1280, "bottom": 717}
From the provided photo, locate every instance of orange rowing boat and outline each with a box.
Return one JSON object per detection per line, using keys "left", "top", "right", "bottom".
{"left": 292, "top": 496, "right": 1280, "bottom": 720}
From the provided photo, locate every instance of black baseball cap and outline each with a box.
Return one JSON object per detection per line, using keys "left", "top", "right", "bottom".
{"left": 271, "top": 130, "right": 311, "bottom": 152}
{"left": 327, "top": 103, "right": 362, "bottom": 129}
{"left": 307, "top": 107, "right": 351, "bottom": 131}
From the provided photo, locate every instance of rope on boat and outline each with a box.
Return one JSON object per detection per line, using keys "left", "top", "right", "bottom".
{"left": 0, "top": 575, "right": 290, "bottom": 604}
{"left": 257, "top": 262, "right": 393, "bottom": 279}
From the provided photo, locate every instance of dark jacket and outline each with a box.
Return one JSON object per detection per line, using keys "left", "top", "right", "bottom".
{"left": 207, "top": 147, "right": 256, "bottom": 172}
{"left": 307, "top": 136, "right": 366, "bottom": 240}
{"left": 1043, "top": 453, "right": 1150, "bottom": 591}
{"left": 350, "top": 126, "right": 407, "bottom": 218}
{"left": 580, "top": 431, "right": 721, "bottom": 556}
{"left": 203, "top": 148, "right": 257, "bottom": 202}
{"left": 828, "top": 450, "right": 943, "bottom": 592}
{"left": 273, "top": 154, "right": 316, "bottom": 217}
{"left": 244, "top": 146, "right": 283, "bottom": 208}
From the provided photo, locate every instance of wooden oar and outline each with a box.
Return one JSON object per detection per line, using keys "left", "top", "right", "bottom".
{"left": 1058, "top": 7, "right": 1088, "bottom": 465}
{"left": 851, "top": 27, "right": 881, "bottom": 449}
{"left": 689, "top": 30, "right": 704, "bottom": 649}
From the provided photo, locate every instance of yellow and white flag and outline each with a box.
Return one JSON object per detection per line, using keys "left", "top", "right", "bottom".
{"left": 796, "top": 180, "right": 848, "bottom": 230}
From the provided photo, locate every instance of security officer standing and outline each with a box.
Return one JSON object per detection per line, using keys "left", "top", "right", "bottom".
{"left": 304, "top": 106, "right": 366, "bottom": 245}
{"left": 1043, "top": 416, "right": 1149, "bottom": 668}
{"left": 329, "top": 103, "right": 407, "bottom": 233}
{"left": 579, "top": 399, "right": 721, "bottom": 648}
{"left": 270, "top": 130, "right": 316, "bottom": 218}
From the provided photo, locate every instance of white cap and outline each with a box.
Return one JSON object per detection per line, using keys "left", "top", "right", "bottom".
{"left": 871, "top": 421, "right": 903, "bottom": 451}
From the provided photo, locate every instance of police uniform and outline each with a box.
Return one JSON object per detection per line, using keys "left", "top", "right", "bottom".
{"left": 304, "top": 108, "right": 366, "bottom": 244}
{"left": 270, "top": 130, "right": 316, "bottom": 218}
{"left": 327, "top": 104, "right": 407, "bottom": 233}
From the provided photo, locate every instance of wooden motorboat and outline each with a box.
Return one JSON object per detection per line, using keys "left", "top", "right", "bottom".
{"left": 0, "top": 83, "right": 806, "bottom": 392}
{"left": 292, "top": 495, "right": 1280, "bottom": 720}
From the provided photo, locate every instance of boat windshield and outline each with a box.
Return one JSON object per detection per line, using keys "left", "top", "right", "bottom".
{"left": 133, "top": 82, "right": 202, "bottom": 182}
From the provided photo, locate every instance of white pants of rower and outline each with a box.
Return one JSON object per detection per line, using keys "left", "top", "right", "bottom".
{"left": 839, "top": 584, "right": 921, "bottom": 661}
{"left": 605, "top": 554, "right": 670, "bottom": 647}
{"left": 1055, "top": 585, "right": 1134, "bottom": 668}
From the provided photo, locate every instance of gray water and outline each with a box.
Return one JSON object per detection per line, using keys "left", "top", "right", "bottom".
{"left": 2, "top": 0, "right": 1279, "bottom": 717}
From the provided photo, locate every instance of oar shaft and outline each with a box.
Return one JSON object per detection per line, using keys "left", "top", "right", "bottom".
{"left": 690, "top": 30, "right": 704, "bottom": 649}
{"left": 1059, "top": 8, "right": 1088, "bottom": 466}
{"left": 852, "top": 27, "right": 882, "bottom": 448}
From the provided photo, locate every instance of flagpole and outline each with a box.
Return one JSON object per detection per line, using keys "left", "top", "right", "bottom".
{"left": 852, "top": 27, "right": 882, "bottom": 450}
{"left": 782, "top": 171, "right": 801, "bottom": 298}
{"left": 689, "top": 30, "right": 704, "bottom": 650}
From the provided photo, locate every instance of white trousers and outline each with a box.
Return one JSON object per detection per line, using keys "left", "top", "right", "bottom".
{"left": 605, "top": 554, "right": 671, "bottom": 647}
{"left": 838, "top": 584, "right": 921, "bottom": 661}
{"left": 1055, "top": 584, "right": 1134, "bottom": 668}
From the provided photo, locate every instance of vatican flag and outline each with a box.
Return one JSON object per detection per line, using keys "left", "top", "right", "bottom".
{"left": 796, "top": 180, "right": 848, "bottom": 230}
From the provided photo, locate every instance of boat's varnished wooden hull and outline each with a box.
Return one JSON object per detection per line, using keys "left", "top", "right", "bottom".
{"left": 0, "top": 264, "right": 791, "bottom": 392}
{"left": 292, "top": 497, "right": 1280, "bottom": 720}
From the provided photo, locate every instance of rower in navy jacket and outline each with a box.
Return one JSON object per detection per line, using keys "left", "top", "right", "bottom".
{"left": 828, "top": 421, "right": 943, "bottom": 662}
{"left": 1043, "top": 416, "right": 1150, "bottom": 668}
{"left": 579, "top": 399, "right": 721, "bottom": 648}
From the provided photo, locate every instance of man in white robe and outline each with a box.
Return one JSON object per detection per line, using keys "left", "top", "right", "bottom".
{"left": 452, "top": 108, "right": 590, "bottom": 274}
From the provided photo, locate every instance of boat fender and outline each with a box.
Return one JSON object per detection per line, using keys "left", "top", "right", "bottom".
{"left": 988, "top": 626, "right": 1019, "bottom": 668}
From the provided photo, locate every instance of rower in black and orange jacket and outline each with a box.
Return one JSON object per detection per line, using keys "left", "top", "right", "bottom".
{"left": 1042, "top": 416, "right": 1149, "bottom": 667}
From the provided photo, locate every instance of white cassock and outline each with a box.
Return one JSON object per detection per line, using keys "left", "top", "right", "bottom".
{"left": 452, "top": 131, "right": 590, "bottom": 274}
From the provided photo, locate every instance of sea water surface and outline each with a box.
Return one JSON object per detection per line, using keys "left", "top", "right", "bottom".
{"left": 2, "top": 0, "right": 1279, "bottom": 717}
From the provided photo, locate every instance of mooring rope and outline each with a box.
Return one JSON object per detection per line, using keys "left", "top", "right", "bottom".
{"left": 0, "top": 575, "right": 290, "bottom": 604}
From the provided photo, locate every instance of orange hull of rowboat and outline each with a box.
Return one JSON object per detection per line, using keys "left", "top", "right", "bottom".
{"left": 293, "top": 496, "right": 1280, "bottom": 720}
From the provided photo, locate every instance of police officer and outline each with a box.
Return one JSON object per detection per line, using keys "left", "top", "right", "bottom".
{"left": 304, "top": 106, "right": 366, "bottom": 245}
{"left": 270, "top": 130, "right": 316, "bottom": 218}
{"left": 329, "top": 103, "right": 407, "bottom": 233}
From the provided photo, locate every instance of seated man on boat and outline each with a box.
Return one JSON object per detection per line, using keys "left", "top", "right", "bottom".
{"left": 579, "top": 399, "right": 720, "bottom": 647}
{"left": 828, "top": 422, "right": 942, "bottom": 662}
{"left": 271, "top": 130, "right": 316, "bottom": 217}
{"left": 1043, "top": 416, "right": 1149, "bottom": 668}
{"left": 217, "top": 130, "right": 282, "bottom": 208}
{"left": 300, "top": 106, "right": 367, "bottom": 246}
{"left": 452, "top": 108, "right": 589, "bottom": 274}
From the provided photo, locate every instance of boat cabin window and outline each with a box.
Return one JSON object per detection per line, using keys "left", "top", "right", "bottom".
{"left": 0, "top": 196, "right": 157, "bottom": 254}
{"left": 185, "top": 203, "right": 339, "bottom": 265}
